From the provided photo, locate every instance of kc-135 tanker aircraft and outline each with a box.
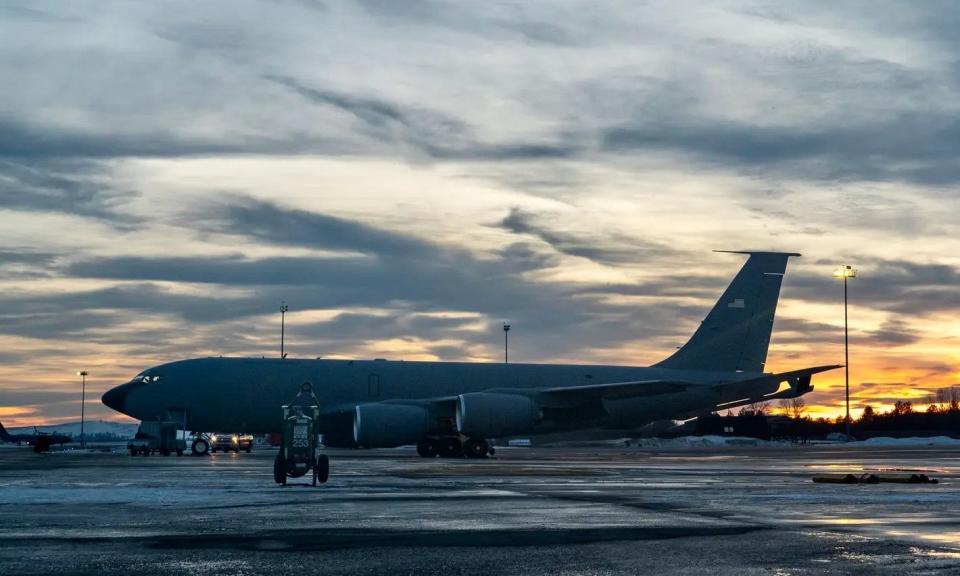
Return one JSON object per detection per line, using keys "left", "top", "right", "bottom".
{"left": 102, "top": 251, "right": 839, "bottom": 458}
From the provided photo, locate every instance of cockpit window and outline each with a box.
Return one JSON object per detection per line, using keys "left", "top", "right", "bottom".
{"left": 136, "top": 374, "right": 160, "bottom": 383}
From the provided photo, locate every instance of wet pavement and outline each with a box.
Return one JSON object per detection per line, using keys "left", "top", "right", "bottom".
{"left": 1, "top": 444, "right": 959, "bottom": 575}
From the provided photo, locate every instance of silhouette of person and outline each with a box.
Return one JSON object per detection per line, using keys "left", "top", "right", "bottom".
{"left": 292, "top": 381, "right": 320, "bottom": 408}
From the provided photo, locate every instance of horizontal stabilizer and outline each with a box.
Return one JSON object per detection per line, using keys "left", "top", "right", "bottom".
{"left": 713, "top": 364, "right": 841, "bottom": 410}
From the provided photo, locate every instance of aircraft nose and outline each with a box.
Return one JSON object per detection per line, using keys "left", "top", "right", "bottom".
{"left": 101, "top": 383, "right": 130, "bottom": 413}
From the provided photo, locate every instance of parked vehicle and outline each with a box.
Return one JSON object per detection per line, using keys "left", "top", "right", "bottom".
{"left": 210, "top": 432, "right": 253, "bottom": 453}
{"left": 127, "top": 421, "right": 185, "bottom": 456}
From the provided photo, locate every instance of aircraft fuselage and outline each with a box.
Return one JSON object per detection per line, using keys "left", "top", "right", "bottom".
{"left": 104, "top": 357, "right": 765, "bottom": 441}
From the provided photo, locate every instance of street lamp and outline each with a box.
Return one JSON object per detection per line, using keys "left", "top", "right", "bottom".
{"left": 77, "top": 371, "right": 88, "bottom": 448}
{"left": 503, "top": 323, "right": 511, "bottom": 364}
{"left": 280, "top": 302, "right": 289, "bottom": 359}
{"left": 833, "top": 265, "right": 857, "bottom": 439}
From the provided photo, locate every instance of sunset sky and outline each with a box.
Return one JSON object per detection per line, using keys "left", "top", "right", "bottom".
{"left": 2, "top": 1, "right": 959, "bottom": 427}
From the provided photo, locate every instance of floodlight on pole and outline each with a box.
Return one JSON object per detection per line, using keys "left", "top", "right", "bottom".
{"left": 77, "top": 371, "right": 88, "bottom": 448}
{"left": 503, "top": 323, "right": 511, "bottom": 364}
{"left": 833, "top": 265, "right": 856, "bottom": 439}
{"left": 280, "top": 302, "right": 289, "bottom": 359}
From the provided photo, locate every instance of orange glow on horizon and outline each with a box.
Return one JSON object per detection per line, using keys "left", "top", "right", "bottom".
{"left": 0, "top": 406, "right": 35, "bottom": 419}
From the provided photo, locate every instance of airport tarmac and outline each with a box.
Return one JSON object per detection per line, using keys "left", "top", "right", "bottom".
{"left": 1, "top": 444, "right": 959, "bottom": 575}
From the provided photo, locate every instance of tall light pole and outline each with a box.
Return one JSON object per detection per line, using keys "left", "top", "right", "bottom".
{"left": 834, "top": 265, "right": 856, "bottom": 439}
{"left": 77, "top": 371, "right": 88, "bottom": 448}
{"left": 503, "top": 323, "right": 511, "bottom": 364}
{"left": 280, "top": 302, "right": 289, "bottom": 359}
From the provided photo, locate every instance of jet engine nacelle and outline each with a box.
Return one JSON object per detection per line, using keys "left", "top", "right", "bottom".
{"left": 353, "top": 403, "right": 431, "bottom": 448}
{"left": 456, "top": 392, "right": 539, "bottom": 438}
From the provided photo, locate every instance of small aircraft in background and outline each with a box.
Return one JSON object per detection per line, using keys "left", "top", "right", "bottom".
{"left": 0, "top": 420, "right": 72, "bottom": 452}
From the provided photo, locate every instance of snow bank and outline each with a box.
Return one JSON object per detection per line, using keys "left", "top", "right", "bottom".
{"left": 860, "top": 436, "right": 960, "bottom": 447}
{"left": 629, "top": 435, "right": 771, "bottom": 448}
{"left": 630, "top": 435, "right": 960, "bottom": 448}
{"left": 9, "top": 420, "right": 138, "bottom": 438}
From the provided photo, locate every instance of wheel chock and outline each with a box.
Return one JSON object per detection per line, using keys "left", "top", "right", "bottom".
{"left": 813, "top": 473, "right": 938, "bottom": 484}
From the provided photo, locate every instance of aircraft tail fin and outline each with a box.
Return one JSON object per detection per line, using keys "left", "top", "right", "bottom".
{"left": 655, "top": 251, "right": 799, "bottom": 373}
{"left": 0, "top": 420, "right": 14, "bottom": 442}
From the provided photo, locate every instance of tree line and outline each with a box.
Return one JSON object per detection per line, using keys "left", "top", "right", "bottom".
{"left": 692, "top": 386, "right": 960, "bottom": 441}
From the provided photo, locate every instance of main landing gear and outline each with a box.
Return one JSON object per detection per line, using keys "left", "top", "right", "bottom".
{"left": 417, "top": 436, "right": 494, "bottom": 459}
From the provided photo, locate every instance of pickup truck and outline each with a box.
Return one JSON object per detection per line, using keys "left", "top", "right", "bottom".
{"left": 210, "top": 433, "right": 254, "bottom": 453}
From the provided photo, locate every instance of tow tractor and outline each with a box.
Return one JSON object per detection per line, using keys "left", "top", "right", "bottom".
{"left": 273, "top": 382, "right": 330, "bottom": 486}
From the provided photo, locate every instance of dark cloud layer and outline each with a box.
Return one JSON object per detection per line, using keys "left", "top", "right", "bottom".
{"left": 356, "top": 0, "right": 583, "bottom": 46}
{"left": 867, "top": 318, "right": 921, "bottom": 347}
{"left": 497, "top": 207, "right": 675, "bottom": 265}
{"left": 38, "top": 199, "right": 705, "bottom": 361}
{"left": 602, "top": 113, "right": 960, "bottom": 186}
{"left": 194, "top": 196, "right": 434, "bottom": 257}
{"left": 785, "top": 259, "right": 960, "bottom": 316}
{"left": 267, "top": 75, "right": 578, "bottom": 162}
{"left": 0, "top": 117, "right": 245, "bottom": 160}
{"left": 0, "top": 159, "right": 136, "bottom": 223}
{"left": 0, "top": 250, "right": 55, "bottom": 267}
{"left": 1, "top": 2, "right": 958, "bottom": 195}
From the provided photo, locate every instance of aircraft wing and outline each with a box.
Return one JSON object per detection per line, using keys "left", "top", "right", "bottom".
{"left": 405, "top": 365, "right": 840, "bottom": 413}
{"left": 537, "top": 379, "right": 694, "bottom": 405}
{"left": 472, "top": 364, "right": 841, "bottom": 408}
{"left": 382, "top": 381, "right": 695, "bottom": 426}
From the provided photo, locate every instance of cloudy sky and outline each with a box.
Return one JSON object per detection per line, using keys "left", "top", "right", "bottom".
{"left": 2, "top": 0, "right": 959, "bottom": 426}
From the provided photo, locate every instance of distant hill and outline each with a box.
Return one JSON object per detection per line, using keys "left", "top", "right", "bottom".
{"left": 8, "top": 420, "right": 138, "bottom": 440}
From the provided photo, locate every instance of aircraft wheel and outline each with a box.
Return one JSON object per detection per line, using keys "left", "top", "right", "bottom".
{"left": 273, "top": 453, "right": 287, "bottom": 485}
{"left": 141, "top": 447, "right": 150, "bottom": 456}
{"left": 161, "top": 449, "right": 171, "bottom": 457}
{"left": 129, "top": 447, "right": 137, "bottom": 457}
{"left": 246, "top": 446, "right": 252, "bottom": 453}
{"left": 176, "top": 449, "right": 184, "bottom": 457}
{"left": 416, "top": 439, "right": 439, "bottom": 458}
{"left": 464, "top": 438, "right": 489, "bottom": 459}
{"left": 316, "top": 454, "right": 330, "bottom": 484}
{"left": 438, "top": 437, "right": 463, "bottom": 458}
{"left": 191, "top": 438, "right": 210, "bottom": 456}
